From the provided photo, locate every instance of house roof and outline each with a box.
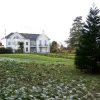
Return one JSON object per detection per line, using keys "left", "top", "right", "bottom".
{"left": 5, "top": 33, "right": 14, "bottom": 38}
{"left": 5, "top": 32, "right": 40, "bottom": 39}
{"left": 20, "top": 33, "right": 40, "bottom": 39}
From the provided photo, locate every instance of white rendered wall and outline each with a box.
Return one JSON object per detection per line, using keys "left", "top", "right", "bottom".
{"left": 1, "top": 33, "right": 50, "bottom": 53}
{"left": 36, "top": 34, "right": 50, "bottom": 53}
{"left": 6, "top": 33, "right": 30, "bottom": 53}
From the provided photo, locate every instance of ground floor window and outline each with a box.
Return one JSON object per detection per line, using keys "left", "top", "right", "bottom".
{"left": 30, "top": 47, "right": 36, "bottom": 53}
{"left": 26, "top": 47, "right": 28, "bottom": 52}
{"left": 46, "top": 47, "right": 47, "bottom": 52}
{"left": 40, "top": 48, "right": 42, "bottom": 52}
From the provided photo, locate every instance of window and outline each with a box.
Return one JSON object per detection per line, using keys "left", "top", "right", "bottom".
{"left": 33, "top": 41, "right": 36, "bottom": 45}
{"left": 45, "top": 41, "right": 47, "bottom": 46}
{"left": 46, "top": 47, "right": 47, "bottom": 52}
{"left": 30, "top": 41, "right": 33, "bottom": 46}
{"left": 26, "top": 47, "right": 28, "bottom": 52}
{"left": 8, "top": 42, "right": 11, "bottom": 45}
{"left": 26, "top": 42, "right": 28, "bottom": 45}
{"left": 13, "top": 36, "right": 19, "bottom": 39}
{"left": 30, "top": 41, "right": 36, "bottom": 46}
{"left": 39, "top": 40, "right": 42, "bottom": 46}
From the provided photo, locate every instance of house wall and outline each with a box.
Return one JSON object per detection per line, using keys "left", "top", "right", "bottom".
{"left": 30, "top": 40, "right": 36, "bottom": 53}
{"left": 36, "top": 34, "right": 50, "bottom": 53}
{"left": 1, "top": 33, "right": 50, "bottom": 53}
{"left": 23, "top": 39, "right": 30, "bottom": 53}
{"left": 6, "top": 33, "right": 30, "bottom": 53}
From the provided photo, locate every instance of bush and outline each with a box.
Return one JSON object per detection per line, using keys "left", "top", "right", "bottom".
{"left": 0, "top": 47, "right": 5, "bottom": 54}
{"left": 6, "top": 47, "right": 13, "bottom": 53}
{"left": 0, "top": 47, "right": 13, "bottom": 54}
{"left": 15, "top": 48, "right": 23, "bottom": 53}
{"left": 18, "top": 41, "right": 24, "bottom": 53}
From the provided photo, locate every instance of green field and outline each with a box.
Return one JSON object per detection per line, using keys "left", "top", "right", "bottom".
{"left": 0, "top": 54, "right": 100, "bottom": 100}
{"left": 37, "top": 53, "right": 75, "bottom": 59}
{"left": 0, "top": 54, "right": 74, "bottom": 64}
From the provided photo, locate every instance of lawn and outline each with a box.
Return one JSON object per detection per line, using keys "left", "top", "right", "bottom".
{"left": 0, "top": 54, "right": 74, "bottom": 64}
{"left": 0, "top": 54, "right": 100, "bottom": 100}
{"left": 37, "top": 53, "right": 75, "bottom": 60}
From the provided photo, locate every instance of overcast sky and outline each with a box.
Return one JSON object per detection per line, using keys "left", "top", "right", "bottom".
{"left": 0, "top": 0, "right": 100, "bottom": 45}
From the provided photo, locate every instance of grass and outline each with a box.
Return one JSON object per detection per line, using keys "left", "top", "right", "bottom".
{"left": 0, "top": 54, "right": 100, "bottom": 99}
{"left": 37, "top": 53, "right": 75, "bottom": 59}
{"left": 0, "top": 54, "right": 74, "bottom": 64}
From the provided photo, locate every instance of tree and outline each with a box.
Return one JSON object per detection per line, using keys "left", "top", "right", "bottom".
{"left": 0, "top": 42, "right": 2, "bottom": 46}
{"left": 18, "top": 41, "right": 24, "bottom": 53}
{"left": 75, "top": 6, "right": 100, "bottom": 74}
{"left": 50, "top": 41, "right": 58, "bottom": 53}
{"left": 66, "top": 16, "right": 84, "bottom": 49}
{"left": 59, "top": 44, "right": 64, "bottom": 52}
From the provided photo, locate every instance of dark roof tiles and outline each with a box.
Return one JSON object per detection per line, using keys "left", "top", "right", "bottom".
{"left": 5, "top": 33, "right": 14, "bottom": 38}
{"left": 20, "top": 33, "right": 40, "bottom": 39}
{"left": 5, "top": 33, "right": 40, "bottom": 39}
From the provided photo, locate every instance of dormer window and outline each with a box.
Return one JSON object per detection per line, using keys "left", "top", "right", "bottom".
{"left": 13, "top": 36, "right": 19, "bottom": 39}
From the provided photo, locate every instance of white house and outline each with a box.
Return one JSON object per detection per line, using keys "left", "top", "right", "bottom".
{"left": 1, "top": 32, "right": 50, "bottom": 53}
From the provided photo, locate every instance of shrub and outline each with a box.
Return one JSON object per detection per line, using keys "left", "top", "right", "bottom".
{"left": 6, "top": 47, "right": 13, "bottom": 53}
{"left": 0, "top": 47, "right": 5, "bottom": 54}
{"left": 15, "top": 48, "right": 23, "bottom": 53}
{"left": 0, "top": 47, "right": 13, "bottom": 54}
{"left": 18, "top": 41, "right": 24, "bottom": 53}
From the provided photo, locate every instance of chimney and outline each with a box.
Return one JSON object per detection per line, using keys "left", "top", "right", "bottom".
{"left": 42, "top": 30, "right": 45, "bottom": 34}
{"left": 4, "top": 29, "right": 6, "bottom": 37}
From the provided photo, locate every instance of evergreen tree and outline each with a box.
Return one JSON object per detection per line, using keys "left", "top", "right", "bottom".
{"left": 66, "top": 16, "right": 84, "bottom": 49}
{"left": 75, "top": 6, "right": 100, "bottom": 74}
{"left": 50, "top": 41, "right": 58, "bottom": 53}
{"left": 0, "top": 42, "right": 2, "bottom": 46}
